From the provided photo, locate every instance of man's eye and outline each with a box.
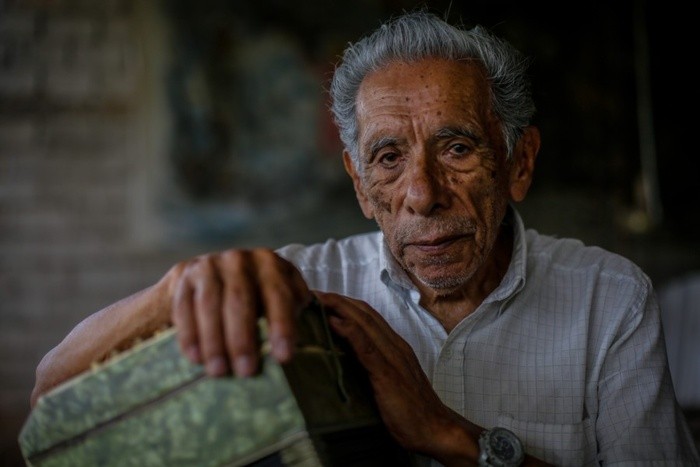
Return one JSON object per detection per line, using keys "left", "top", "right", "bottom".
{"left": 449, "top": 143, "right": 471, "bottom": 157}
{"left": 378, "top": 152, "right": 401, "bottom": 167}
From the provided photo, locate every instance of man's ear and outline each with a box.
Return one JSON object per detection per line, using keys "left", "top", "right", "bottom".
{"left": 343, "top": 150, "right": 375, "bottom": 220}
{"left": 508, "top": 126, "right": 540, "bottom": 202}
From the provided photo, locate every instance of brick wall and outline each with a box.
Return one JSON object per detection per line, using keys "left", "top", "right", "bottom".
{"left": 0, "top": 2, "right": 182, "bottom": 463}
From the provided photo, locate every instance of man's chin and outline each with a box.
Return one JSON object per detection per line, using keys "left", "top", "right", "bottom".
{"left": 412, "top": 270, "right": 471, "bottom": 295}
{"left": 402, "top": 256, "right": 476, "bottom": 294}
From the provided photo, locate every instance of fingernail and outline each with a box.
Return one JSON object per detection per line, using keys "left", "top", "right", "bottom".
{"left": 205, "top": 356, "right": 228, "bottom": 376}
{"left": 234, "top": 355, "right": 256, "bottom": 377}
{"left": 272, "top": 338, "right": 293, "bottom": 362}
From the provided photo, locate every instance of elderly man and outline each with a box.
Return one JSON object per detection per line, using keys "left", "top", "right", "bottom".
{"left": 31, "top": 11, "right": 699, "bottom": 466}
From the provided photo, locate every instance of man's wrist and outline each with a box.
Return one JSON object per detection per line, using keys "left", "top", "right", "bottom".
{"left": 419, "top": 408, "right": 482, "bottom": 466}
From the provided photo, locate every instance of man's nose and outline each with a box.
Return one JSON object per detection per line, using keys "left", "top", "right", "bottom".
{"left": 403, "top": 159, "right": 450, "bottom": 216}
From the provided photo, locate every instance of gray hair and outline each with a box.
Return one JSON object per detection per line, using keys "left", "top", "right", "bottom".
{"left": 329, "top": 11, "right": 536, "bottom": 169}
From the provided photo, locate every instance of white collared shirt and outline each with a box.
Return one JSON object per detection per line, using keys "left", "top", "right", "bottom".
{"left": 276, "top": 207, "right": 699, "bottom": 466}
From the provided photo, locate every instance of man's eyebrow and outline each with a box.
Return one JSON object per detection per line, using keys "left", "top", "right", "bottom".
{"left": 432, "top": 126, "right": 479, "bottom": 142}
{"left": 367, "top": 136, "right": 400, "bottom": 161}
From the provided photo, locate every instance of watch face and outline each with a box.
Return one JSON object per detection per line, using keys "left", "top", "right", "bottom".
{"left": 487, "top": 428, "right": 524, "bottom": 464}
{"left": 492, "top": 431, "right": 516, "bottom": 459}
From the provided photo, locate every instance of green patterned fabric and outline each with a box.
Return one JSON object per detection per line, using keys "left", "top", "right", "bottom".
{"left": 19, "top": 306, "right": 410, "bottom": 466}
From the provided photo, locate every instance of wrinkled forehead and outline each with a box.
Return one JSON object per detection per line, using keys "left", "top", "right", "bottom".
{"left": 356, "top": 58, "right": 493, "bottom": 119}
{"left": 355, "top": 58, "right": 497, "bottom": 146}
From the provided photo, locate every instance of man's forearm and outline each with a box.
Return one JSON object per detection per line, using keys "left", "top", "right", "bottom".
{"left": 30, "top": 283, "right": 171, "bottom": 407}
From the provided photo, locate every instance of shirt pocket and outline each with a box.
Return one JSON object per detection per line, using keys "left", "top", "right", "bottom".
{"left": 496, "top": 413, "right": 597, "bottom": 466}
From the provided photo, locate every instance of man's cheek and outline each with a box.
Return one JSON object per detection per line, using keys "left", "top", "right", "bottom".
{"left": 368, "top": 188, "right": 393, "bottom": 214}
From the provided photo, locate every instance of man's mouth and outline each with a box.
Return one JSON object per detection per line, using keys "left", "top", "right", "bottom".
{"left": 406, "top": 234, "right": 471, "bottom": 252}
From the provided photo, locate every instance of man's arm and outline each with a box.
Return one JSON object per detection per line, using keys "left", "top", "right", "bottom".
{"left": 31, "top": 248, "right": 313, "bottom": 407}
{"left": 594, "top": 278, "right": 700, "bottom": 463}
{"left": 31, "top": 283, "right": 170, "bottom": 407}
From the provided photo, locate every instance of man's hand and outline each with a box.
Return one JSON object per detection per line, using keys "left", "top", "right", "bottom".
{"left": 317, "top": 292, "right": 482, "bottom": 465}
{"left": 31, "top": 248, "right": 312, "bottom": 407}
{"left": 317, "top": 292, "right": 553, "bottom": 467}
{"left": 166, "top": 248, "right": 313, "bottom": 377}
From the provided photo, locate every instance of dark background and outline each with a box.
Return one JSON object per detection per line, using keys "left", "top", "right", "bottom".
{"left": 1, "top": 0, "right": 698, "bottom": 464}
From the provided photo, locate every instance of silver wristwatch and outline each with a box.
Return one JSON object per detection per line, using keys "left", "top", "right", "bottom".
{"left": 478, "top": 427, "right": 525, "bottom": 466}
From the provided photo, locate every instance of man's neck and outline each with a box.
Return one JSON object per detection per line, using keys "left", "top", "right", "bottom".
{"left": 414, "top": 225, "right": 514, "bottom": 333}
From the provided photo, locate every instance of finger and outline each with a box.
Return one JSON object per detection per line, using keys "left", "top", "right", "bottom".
{"left": 191, "top": 255, "right": 228, "bottom": 376}
{"left": 218, "top": 250, "right": 261, "bottom": 377}
{"left": 171, "top": 268, "right": 201, "bottom": 364}
{"left": 319, "top": 292, "right": 394, "bottom": 340}
{"left": 316, "top": 295, "right": 442, "bottom": 452}
{"left": 317, "top": 293, "right": 391, "bottom": 367}
{"left": 253, "top": 249, "right": 310, "bottom": 363}
{"left": 318, "top": 292, "right": 417, "bottom": 375}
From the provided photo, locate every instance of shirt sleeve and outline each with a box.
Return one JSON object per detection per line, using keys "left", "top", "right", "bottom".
{"left": 595, "top": 275, "right": 700, "bottom": 464}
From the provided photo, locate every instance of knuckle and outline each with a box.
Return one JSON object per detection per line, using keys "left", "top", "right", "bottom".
{"left": 186, "top": 253, "right": 217, "bottom": 274}
{"left": 257, "top": 250, "right": 302, "bottom": 280}
{"left": 251, "top": 248, "right": 279, "bottom": 268}
{"left": 182, "top": 259, "right": 202, "bottom": 277}
{"left": 167, "top": 261, "right": 188, "bottom": 279}
{"left": 219, "top": 249, "right": 248, "bottom": 269}
{"left": 196, "top": 254, "right": 214, "bottom": 271}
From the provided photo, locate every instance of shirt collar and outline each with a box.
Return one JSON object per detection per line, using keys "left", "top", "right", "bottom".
{"left": 485, "top": 204, "right": 527, "bottom": 305}
{"left": 379, "top": 204, "right": 528, "bottom": 305}
{"left": 379, "top": 232, "right": 415, "bottom": 290}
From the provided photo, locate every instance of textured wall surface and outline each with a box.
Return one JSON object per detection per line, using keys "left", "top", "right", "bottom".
{"left": 0, "top": 3, "right": 179, "bottom": 463}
